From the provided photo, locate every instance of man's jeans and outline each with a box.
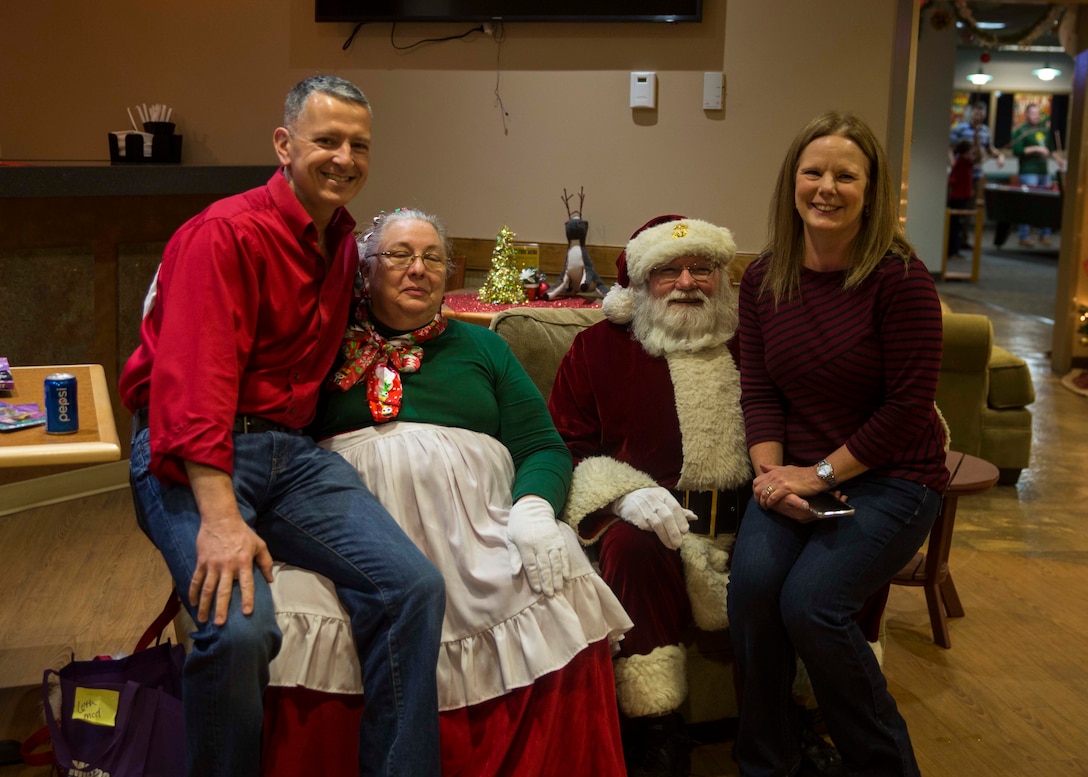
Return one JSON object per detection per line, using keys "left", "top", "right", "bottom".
{"left": 130, "top": 427, "right": 445, "bottom": 777}
{"left": 1017, "top": 173, "right": 1053, "bottom": 241}
{"left": 728, "top": 474, "right": 940, "bottom": 777}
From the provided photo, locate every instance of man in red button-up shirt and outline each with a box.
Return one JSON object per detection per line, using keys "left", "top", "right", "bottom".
{"left": 121, "top": 75, "right": 444, "bottom": 777}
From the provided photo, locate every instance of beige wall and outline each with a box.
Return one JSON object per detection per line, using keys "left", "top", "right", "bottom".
{"left": 1, "top": 0, "right": 911, "bottom": 252}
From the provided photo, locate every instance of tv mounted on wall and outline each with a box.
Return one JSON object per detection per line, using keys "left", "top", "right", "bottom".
{"left": 315, "top": 1, "right": 702, "bottom": 24}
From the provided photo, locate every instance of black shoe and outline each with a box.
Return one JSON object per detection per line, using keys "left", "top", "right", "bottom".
{"left": 622, "top": 712, "right": 691, "bottom": 777}
{"left": 800, "top": 725, "right": 844, "bottom": 777}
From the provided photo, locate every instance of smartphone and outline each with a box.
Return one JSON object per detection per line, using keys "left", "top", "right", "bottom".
{"left": 806, "top": 492, "right": 855, "bottom": 518}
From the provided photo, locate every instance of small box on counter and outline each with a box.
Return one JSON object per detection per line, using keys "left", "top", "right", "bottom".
{"left": 111, "top": 103, "right": 183, "bottom": 164}
{"left": 108, "top": 131, "right": 182, "bottom": 164}
{"left": 0, "top": 357, "right": 14, "bottom": 391}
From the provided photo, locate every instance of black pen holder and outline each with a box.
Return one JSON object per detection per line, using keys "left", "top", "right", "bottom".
{"left": 108, "top": 130, "right": 183, "bottom": 164}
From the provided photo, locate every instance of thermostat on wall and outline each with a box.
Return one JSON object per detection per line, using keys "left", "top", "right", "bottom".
{"left": 630, "top": 72, "right": 657, "bottom": 109}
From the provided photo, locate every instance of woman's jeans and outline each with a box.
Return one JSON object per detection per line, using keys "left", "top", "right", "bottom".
{"left": 1017, "top": 173, "right": 1053, "bottom": 241}
{"left": 728, "top": 474, "right": 941, "bottom": 777}
{"left": 130, "top": 427, "right": 446, "bottom": 777}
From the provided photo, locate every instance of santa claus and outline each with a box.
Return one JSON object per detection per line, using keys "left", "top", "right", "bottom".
{"left": 548, "top": 215, "right": 752, "bottom": 777}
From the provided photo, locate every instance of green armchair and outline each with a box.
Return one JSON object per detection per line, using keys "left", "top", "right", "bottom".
{"left": 935, "top": 304, "right": 1035, "bottom": 484}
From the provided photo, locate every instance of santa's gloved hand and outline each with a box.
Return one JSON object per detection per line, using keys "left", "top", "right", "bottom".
{"left": 506, "top": 496, "right": 571, "bottom": 597}
{"left": 612, "top": 487, "right": 694, "bottom": 550}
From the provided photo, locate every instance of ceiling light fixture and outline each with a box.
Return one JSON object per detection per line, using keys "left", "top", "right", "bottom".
{"left": 968, "top": 52, "right": 994, "bottom": 87}
{"left": 1033, "top": 65, "right": 1061, "bottom": 81}
{"left": 967, "top": 68, "right": 994, "bottom": 86}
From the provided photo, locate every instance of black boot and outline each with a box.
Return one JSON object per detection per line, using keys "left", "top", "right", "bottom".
{"left": 622, "top": 712, "right": 691, "bottom": 777}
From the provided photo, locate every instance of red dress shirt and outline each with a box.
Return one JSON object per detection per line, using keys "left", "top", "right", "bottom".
{"left": 119, "top": 169, "right": 358, "bottom": 485}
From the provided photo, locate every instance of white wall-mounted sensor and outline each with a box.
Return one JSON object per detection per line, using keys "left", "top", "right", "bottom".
{"left": 630, "top": 72, "right": 657, "bottom": 109}
{"left": 703, "top": 72, "right": 723, "bottom": 110}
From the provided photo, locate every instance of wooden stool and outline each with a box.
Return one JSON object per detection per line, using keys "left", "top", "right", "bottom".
{"left": 891, "top": 451, "right": 998, "bottom": 648}
{"left": 940, "top": 207, "right": 985, "bottom": 282}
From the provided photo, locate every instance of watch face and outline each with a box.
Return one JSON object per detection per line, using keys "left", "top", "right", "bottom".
{"left": 818, "top": 461, "right": 834, "bottom": 481}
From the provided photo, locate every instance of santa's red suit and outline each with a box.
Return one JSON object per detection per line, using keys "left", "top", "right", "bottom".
{"left": 549, "top": 312, "right": 752, "bottom": 717}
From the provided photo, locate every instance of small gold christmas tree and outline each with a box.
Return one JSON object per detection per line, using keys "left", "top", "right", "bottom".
{"left": 478, "top": 226, "right": 528, "bottom": 305}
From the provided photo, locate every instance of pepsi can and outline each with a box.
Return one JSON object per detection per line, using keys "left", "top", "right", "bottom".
{"left": 44, "top": 373, "right": 79, "bottom": 434}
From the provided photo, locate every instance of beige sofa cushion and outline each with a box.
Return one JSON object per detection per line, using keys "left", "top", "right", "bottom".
{"left": 490, "top": 307, "right": 606, "bottom": 399}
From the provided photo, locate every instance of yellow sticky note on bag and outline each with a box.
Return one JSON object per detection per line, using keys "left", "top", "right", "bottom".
{"left": 71, "top": 687, "right": 120, "bottom": 727}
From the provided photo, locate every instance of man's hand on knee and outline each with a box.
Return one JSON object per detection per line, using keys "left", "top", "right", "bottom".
{"left": 186, "top": 462, "right": 274, "bottom": 625}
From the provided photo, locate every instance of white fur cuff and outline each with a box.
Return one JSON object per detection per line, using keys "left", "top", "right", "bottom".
{"left": 679, "top": 533, "right": 733, "bottom": 631}
{"left": 563, "top": 456, "right": 659, "bottom": 541}
{"left": 614, "top": 644, "right": 688, "bottom": 718}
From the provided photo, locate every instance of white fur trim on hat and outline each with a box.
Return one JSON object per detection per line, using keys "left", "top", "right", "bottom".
{"left": 601, "top": 283, "right": 637, "bottom": 324}
{"left": 624, "top": 218, "right": 737, "bottom": 286}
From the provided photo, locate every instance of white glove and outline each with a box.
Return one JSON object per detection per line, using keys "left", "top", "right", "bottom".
{"left": 612, "top": 487, "right": 694, "bottom": 550}
{"left": 506, "top": 496, "right": 571, "bottom": 597}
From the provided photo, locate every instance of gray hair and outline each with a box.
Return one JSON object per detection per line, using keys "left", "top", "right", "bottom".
{"left": 358, "top": 208, "right": 456, "bottom": 278}
{"left": 284, "top": 75, "right": 371, "bottom": 132}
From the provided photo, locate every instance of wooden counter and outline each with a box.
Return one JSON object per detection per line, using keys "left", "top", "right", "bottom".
{"left": 0, "top": 365, "right": 120, "bottom": 467}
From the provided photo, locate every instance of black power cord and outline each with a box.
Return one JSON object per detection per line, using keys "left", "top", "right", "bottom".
{"left": 341, "top": 20, "right": 492, "bottom": 52}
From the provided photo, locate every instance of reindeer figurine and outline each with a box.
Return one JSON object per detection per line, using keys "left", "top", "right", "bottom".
{"left": 545, "top": 187, "right": 609, "bottom": 300}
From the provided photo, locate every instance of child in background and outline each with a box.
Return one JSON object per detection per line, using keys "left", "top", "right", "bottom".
{"left": 947, "top": 139, "right": 975, "bottom": 258}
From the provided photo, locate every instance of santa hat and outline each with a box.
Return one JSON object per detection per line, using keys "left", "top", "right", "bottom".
{"left": 602, "top": 215, "right": 737, "bottom": 324}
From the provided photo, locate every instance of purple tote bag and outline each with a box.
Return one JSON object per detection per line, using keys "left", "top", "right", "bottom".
{"left": 40, "top": 595, "right": 186, "bottom": 777}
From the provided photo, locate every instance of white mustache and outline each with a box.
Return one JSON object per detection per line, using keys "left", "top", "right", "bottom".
{"left": 667, "top": 290, "right": 708, "bottom": 303}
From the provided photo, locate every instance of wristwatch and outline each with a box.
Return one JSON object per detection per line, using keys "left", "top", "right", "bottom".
{"left": 815, "top": 459, "right": 837, "bottom": 489}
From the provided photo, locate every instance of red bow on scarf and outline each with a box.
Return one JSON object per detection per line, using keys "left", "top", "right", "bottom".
{"left": 329, "top": 304, "right": 447, "bottom": 421}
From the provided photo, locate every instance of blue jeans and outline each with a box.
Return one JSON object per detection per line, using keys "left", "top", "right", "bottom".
{"left": 130, "top": 426, "right": 445, "bottom": 777}
{"left": 727, "top": 474, "right": 940, "bottom": 777}
{"left": 1017, "top": 173, "right": 1052, "bottom": 241}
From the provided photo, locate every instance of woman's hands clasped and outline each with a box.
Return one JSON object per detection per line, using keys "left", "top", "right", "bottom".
{"left": 754, "top": 463, "right": 845, "bottom": 523}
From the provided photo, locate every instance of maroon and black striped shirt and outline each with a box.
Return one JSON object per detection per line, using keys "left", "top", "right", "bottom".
{"left": 738, "top": 253, "right": 950, "bottom": 492}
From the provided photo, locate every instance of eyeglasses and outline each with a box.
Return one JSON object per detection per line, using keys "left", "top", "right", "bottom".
{"left": 650, "top": 263, "right": 718, "bottom": 282}
{"left": 366, "top": 250, "right": 449, "bottom": 272}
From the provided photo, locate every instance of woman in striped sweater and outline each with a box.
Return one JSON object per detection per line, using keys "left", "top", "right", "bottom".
{"left": 728, "top": 111, "right": 948, "bottom": 777}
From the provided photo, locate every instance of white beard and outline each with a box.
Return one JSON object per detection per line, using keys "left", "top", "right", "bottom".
{"left": 630, "top": 285, "right": 738, "bottom": 357}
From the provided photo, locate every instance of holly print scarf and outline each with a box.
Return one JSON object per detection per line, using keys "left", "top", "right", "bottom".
{"left": 329, "top": 302, "right": 447, "bottom": 422}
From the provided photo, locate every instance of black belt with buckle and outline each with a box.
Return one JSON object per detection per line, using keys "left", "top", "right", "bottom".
{"left": 670, "top": 482, "right": 753, "bottom": 537}
{"left": 132, "top": 407, "right": 302, "bottom": 436}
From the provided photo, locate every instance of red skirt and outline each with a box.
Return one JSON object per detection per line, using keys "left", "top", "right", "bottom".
{"left": 262, "top": 639, "right": 626, "bottom": 777}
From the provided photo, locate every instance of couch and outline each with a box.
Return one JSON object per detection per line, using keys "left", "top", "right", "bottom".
{"left": 935, "top": 302, "right": 1035, "bottom": 484}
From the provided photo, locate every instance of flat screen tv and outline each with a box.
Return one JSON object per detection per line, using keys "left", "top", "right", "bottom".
{"left": 315, "top": 1, "right": 702, "bottom": 23}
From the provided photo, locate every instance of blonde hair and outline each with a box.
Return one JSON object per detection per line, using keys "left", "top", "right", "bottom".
{"left": 761, "top": 110, "right": 913, "bottom": 304}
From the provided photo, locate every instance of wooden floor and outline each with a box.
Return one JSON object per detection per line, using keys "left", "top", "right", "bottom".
{"left": 2, "top": 296, "right": 1086, "bottom": 776}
